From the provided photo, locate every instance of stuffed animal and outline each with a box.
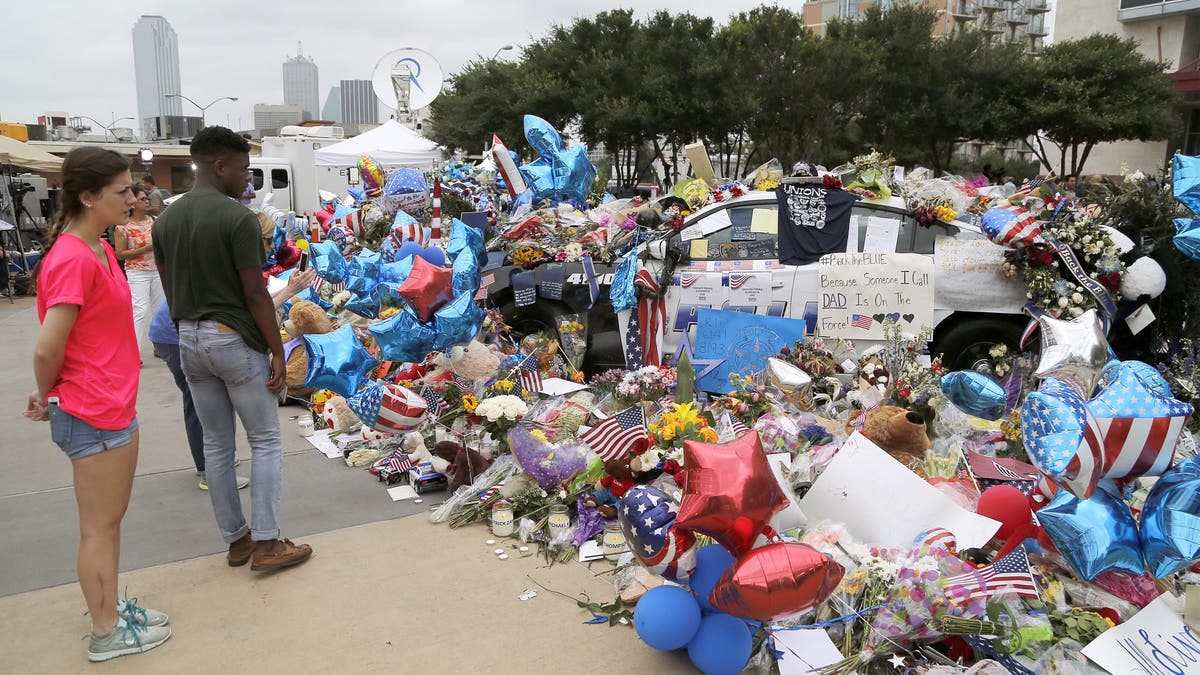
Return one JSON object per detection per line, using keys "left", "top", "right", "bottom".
{"left": 448, "top": 340, "right": 502, "bottom": 382}
{"left": 321, "top": 395, "right": 357, "bottom": 431}
{"left": 402, "top": 431, "right": 450, "bottom": 475}
{"left": 848, "top": 404, "right": 930, "bottom": 467}
{"left": 430, "top": 440, "right": 494, "bottom": 492}
{"left": 583, "top": 455, "right": 637, "bottom": 519}
{"left": 285, "top": 300, "right": 334, "bottom": 396}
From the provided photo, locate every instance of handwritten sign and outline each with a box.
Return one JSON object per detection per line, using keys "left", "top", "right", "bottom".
{"left": 680, "top": 272, "right": 723, "bottom": 306}
{"left": 701, "top": 208, "right": 732, "bottom": 235}
{"left": 1082, "top": 593, "right": 1200, "bottom": 675}
{"left": 862, "top": 216, "right": 900, "bottom": 253}
{"left": 751, "top": 208, "right": 778, "bottom": 234}
{"left": 817, "top": 253, "right": 934, "bottom": 339}
{"left": 680, "top": 223, "right": 703, "bottom": 241}
{"left": 933, "top": 236, "right": 1025, "bottom": 313}
{"left": 727, "top": 272, "right": 772, "bottom": 307}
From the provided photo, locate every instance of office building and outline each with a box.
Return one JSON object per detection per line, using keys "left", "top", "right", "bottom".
{"left": 322, "top": 85, "right": 342, "bottom": 123}
{"left": 340, "top": 79, "right": 377, "bottom": 125}
{"left": 254, "top": 104, "right": 304, "bottom": 129}
{"left": 283, "top": 43, "right": 320, "bottom": 121}
{"left": 802, "top": 0, "right": 1050, "bottom": 52}
{"left": 132, "top": 15, "right": 183, "bottom": 139}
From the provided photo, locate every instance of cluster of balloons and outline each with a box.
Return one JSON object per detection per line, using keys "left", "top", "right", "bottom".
{"left": 1170, "top": 155, "right": 1200, "bottom": 262}
{"left": 438, "top": 158, "right": 478, "bottom": 183}
{"left": 623, "top": 432, "right": 844, "bottom": 674}
{"left": 1016, "top": 310, "right": 1196, "bottom": 579}
{"left": 490, "top": 115, "right": 597, "bottom": 210}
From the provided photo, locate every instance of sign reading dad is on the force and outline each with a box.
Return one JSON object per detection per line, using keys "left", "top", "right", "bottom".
{"left": 817, "top": 252, "right": 935, "bottom": 339}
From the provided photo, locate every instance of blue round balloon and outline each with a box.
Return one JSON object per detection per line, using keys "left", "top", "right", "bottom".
{"left": 1038, "top": 486, "right": 1144, "bottom": 580}
{"left": 419, "top": 246, "right": 446, "bottom": 268}
{"left": 303, "top": 324, "right": 379, "bottom": 397}
{"left": 941, "top": 371, "right": 1007, "bottom": 420}
{"left": 689, "top": 545, "right": 736, "bottom": 613}
{"left": 1141, "top": 457, "right": 1200, "bottom": 578}
{"left": 397, "top": 241, "right": 425, "bottom": 262}
{"left": 633, "top": 585, "right": 701, "bottom": 651}
{"left": 687, "top": 612, "right": 753, "bottom": 675}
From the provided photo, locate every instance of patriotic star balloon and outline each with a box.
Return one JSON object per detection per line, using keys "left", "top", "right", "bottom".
{"left": 618, "top": 485, "right": 698, "bottom": 583}
{"left": 675, "top": 431, "right": 789, "bottom": 557}
{"left": 347, "top": 381, "right": 428, "bottom": 434}
{"left": 1020, "top": 378, "right": 1104, "bottom": 499}
{"left": 397, "top": 256, "right": 454, "bottom": 323}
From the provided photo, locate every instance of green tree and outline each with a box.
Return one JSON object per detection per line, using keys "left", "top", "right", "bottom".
{"left": 426, "top": 59, "right": 530, "bottom": 156}
{"left": 1012, "top": 34, "right": 1180, "bottom": 176}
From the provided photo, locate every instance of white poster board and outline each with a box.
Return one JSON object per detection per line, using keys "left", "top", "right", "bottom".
{"left": 1082, "top": 594, "right": 1200, "bottom": 674}
{"left": 817, "top": 253, "right": 935, "bottom": 339}
{"left": 727, "top": 272, "right": 772, "bottom": 308}
{"left": 933, "top": 236, "right": 1026, "bottom": 313}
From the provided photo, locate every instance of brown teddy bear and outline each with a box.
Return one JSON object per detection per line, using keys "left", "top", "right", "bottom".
{"left": 284, "top": 300, "right": 333, "bottom": 396}
{"left": 430, "top": 440, "right": 494, "bottom": 492}
{"left": 848, "top": 404, "right": 931, "bottom": 467}
{"left": 583, "top": 455, "right": 637, "bottom": 519}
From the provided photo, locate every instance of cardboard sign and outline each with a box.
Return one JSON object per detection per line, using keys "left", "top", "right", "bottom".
{"left": 727, "top": 272, "right": 772, "bottom": 307}
{"left": 933, "top": 236, "right": 1025, "bottom": 313}
{"left": 685, "top": 141, "right": 717, "bottom": 183}
{"left": 680, "top": 272, "right": 723, "bottom": 306}
{"left": 693, "top": 308, "right": 811, "bottom": 392}
{"left": 512, "top": 270, "right": 537, "bottom": 307}
{"left": 1082, "top": 594, "right": 1200, "bottom": 674}
{"left": 817, "top": 253, "right": 935, "bottom": 339}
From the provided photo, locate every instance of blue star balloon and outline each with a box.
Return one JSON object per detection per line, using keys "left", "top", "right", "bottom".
{"left": 1141, "top": 457, "right": 1200, "bottom": 578}
{"left": 343, "top": 290, "right": 380, "bottom": 319}
{"left": 1038, "top": 486, "right": 1144, "bottom": 580}
{"left": 1174, "top": 218, "right": 1200, "bottom": 262}
{"left": 348, "top": 249, "right": 382, "bottom": 283}
{"left": 303, "top": 324, "right": 379, "bottom": 397}
{"left": 611, "top": 252, "right": 638, "bottom": 313}
{"left": 369, "top": 305, "right": 438, "bottom": 363}
{"left": 345, "top": 274, "right": 379, "bottom": 295}
{"left": 1021, "top": 378, "right": 1104, "bottom": 498}
{"left": 450, "top": 250, "right": 480, "bottom": 298}
{"left": 446, "top": 218, "right": 486, "bottom": 267}
{"left": 1172, "top": 154, "right": 1200, "bottom": 215}
{"left": 433, "top": 291, "right": 485, "bottom": 351}
{"left": 516, "top": 114, "right": 597, "bottom": 205}
{"left": 940, "top": 371, "right": 1007, "bottom": 420}
{"left": 379, "top": 256, "right": 415, "bottom": 285}
{"left": 310, "top": 240, "right": 347, "bottom": 283}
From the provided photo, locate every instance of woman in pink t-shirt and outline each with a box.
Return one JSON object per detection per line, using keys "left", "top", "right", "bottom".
{"left": 114, "top": 184, "right": 164, "bottom": 360}
{"left": 24, "top": 147, "right": 172, "bottom": 662}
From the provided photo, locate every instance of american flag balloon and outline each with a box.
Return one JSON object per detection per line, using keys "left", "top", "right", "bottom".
{"left": 617, "top": 485, "right": 697, "bottom": 583}
{"left": 980, "top": 205, "right": 1043, "bottom": 249}
{"left": 1021, "top": 378, "right": 1103, "bottom": 498}
{"left": 1088, "top": 360, "right": 1193, "bottom": 484}
{"left": 347, "top": 382, "right": 428, "bottom": 433}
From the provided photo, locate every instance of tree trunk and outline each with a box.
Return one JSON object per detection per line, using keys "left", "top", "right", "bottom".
{"left": 1076, "top": 143, "right": 1095, "bottom": 176}
{"left": 1023, "top": 136, "right": 1053, "bottom": 173}
{"left": 1069, "top": 143, "right": 1078, "bottom": 177}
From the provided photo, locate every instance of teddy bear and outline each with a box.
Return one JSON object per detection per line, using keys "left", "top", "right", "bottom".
{"left": 583, "top": 455, "right": 638, "bottom": 519}
{"left": 402, "top": 431, "right": 451, "bottom": 475}
{"left": 321, "top": 395, "right": 358, "bottom": 431}
{"left": 846, "top": 404, "right": 931, "bottom": 467}
{"left": 430, "top": 440, "right": 494, "bottom": 492}
{"left": 448, "top": 339, "right": 502, "bottom": 382}
{"left": 284, "top": 300, "right": 333, "bottom": 396}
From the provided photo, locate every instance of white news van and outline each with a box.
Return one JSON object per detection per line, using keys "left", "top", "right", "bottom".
{"left": 249, "top": 126, "right": 360, "bottom": 216}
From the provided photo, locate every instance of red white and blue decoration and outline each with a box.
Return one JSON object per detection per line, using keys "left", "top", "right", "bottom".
{"left": 618, "top": 485, "right": 697, "bottom": 583}
{"left": 347, "top": 381, "right": 428, "bottom": 434}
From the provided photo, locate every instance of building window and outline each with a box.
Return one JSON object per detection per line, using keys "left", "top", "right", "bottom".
{"left": 1185, "top": 109, "right": 1200, "bottom": 156}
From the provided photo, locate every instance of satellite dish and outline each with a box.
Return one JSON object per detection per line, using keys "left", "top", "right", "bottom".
{"left": 371, "top": 48, "right": 444, "bottom": 117}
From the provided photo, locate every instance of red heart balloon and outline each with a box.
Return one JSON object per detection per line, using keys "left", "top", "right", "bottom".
{"left": 708, "top": 542, "right": 844, "bottom": 622}
{"left": 397, "top": 256, "right": 453, "bottom": 323}
{"left": 675, "top": 431, "right": 788, "bottom": 557}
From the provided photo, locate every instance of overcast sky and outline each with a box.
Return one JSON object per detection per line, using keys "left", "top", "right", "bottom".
{"left": 2, "top": 0, "right": 776, "bottom": 134}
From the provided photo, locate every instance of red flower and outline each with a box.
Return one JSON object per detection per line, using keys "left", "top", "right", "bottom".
{"left": 822, "top": 175, "right": 842, "bottom": 190}
{"left": 1097, "top": 272, "right": 1121, "bottom": 293}
{"left": 713, "top": 191, "right": 726, "bottom": 202}
{"left": 631, "top": 437, "right": 650, "bottom": 455}
{"left": 663, "top": 459, "right": 680, "bottom": 474}
{"left": 898, "top": 388, "right": 912, "bottom": 399}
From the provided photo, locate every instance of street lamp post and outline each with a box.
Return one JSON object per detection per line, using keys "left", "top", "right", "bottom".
{"left": 75, "top": 115, "right": 133, "bottom": 142}
{"left": 164, "top": 94, "right": 239, "bottom": 128}
{"left": 491, "top": 44, "right": 514, "bottom": 60}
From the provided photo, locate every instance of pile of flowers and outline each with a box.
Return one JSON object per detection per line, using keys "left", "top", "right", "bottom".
{"left": 614, "top": 365, "right": 676, "bottom": 407}
{"left": 644, "top": 401, "right": 717, "bottom": 468}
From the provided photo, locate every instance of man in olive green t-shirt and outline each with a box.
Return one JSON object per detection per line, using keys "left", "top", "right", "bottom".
{"left": 153, "top": 126, "right": 312, "bottom": 573}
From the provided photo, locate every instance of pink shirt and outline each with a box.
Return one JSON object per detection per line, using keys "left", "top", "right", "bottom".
{"left": 117, "top": 217, "right": 156, "bottom": 271}
{"left": 36, "top": 234, "right": 139, "bottom": 429}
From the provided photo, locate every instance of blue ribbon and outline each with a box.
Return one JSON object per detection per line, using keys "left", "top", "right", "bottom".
{"left": 582, "top": 253, "right": 599, "bottom": 309}
{"left": 1042, "top": 233, "right": 1117, "bottom": 329}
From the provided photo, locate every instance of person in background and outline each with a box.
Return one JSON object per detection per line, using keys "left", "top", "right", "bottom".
{"left": 149, "top": 268, "right": 316, "bottom": 491}
{"left": 24, "top": 147, "right": 172, "bottom": 662}
{"left": 140, "top": 175, "right": 168, "bottom": 216}
{"left": 153, "top": 126, "right": 312, "bottom": 573}
{"left": 1063, "top": 174, "right": 1079, "bottom": 199}
{"left": 114, "top": 184, "right": 164, "bottom": 361}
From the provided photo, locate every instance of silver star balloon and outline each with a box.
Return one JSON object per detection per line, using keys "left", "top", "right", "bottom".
{"left": 1033, "top": 309, "right": 1110, "bottom": 396}
{"left": 761, "top": 357, "right": 813, "bottom": 410}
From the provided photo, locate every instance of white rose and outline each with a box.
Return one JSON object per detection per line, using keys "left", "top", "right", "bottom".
{"left": 1058, "top": 297, "right": 1069, "bottom": 308}
{"left": 1071, "top": 293, "right": 1083, "bottom": 304}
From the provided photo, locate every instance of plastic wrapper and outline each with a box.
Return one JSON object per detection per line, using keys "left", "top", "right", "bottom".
{"left": 556, "top": 313, "right": 587, "bottom": 374}
{"left": 518, "top": 517, "right": 538, "bottom": 543}
{"left": 1031, "top": 639, "right": 1106, "bottom": 674}
{"left": 1088, "top": 569, "right": 1162, "bottom": 608}
{"left": 743, "top": 158, "right": 784, "bottom": 191}
{"left": 610, "top": 253, "right": 638, "bottom": 313}
{"left": 429, "top": 455, "right": 520, "bottom": 523}
{"left": 899, "top": 175, "right": 976, "bottom": 216}
{"left": 1054, "top": 575, "right": 1141, "bottom": 621}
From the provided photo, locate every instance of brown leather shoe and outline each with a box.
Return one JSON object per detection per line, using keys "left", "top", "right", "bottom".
{"left": 227, "top": 533, "right": 254, "bottom": 567}
{"left": 250, "top": 538, "right": 313, "bottom": 572}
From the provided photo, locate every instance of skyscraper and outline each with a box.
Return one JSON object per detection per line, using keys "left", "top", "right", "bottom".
{"left": 340, "top": 79, "right": 377, "bottom": 125}
{"left": 322, "top": 85, "right": 342, "bottom": 123}
{"left": 132, "top": 15, "right": 182, "bottom": 139}
{"left": 283, "top": 43, "right": 319, "bottom": 121}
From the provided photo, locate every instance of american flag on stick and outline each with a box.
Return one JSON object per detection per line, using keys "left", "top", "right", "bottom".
{"left": 420, "top": 385, "right": 449, "bottom": 419}
{"left": 947, "top": 547, "right": 1040, "bottom": 601}
{"left": 383, "top": 453, "right": 416, "bottom": 474}
{"left": 311, "top": 277, "right": 346, "bottom": 294}
{"left": 722, "top": 411, "right": 749, "bottom": 436}
{"left": 580, "top": 407, "right": 647, "bottom": 462}
{"left": 516, "top": 353, "right": 542, "bottom": 395}
{"left": 450, "top": 374, "right": 475, "bottom": 395}
{"left": 1012, "top": 176, "right": 1049, "bottom": 199}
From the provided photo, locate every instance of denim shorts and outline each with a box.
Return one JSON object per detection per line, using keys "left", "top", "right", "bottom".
{"left": 48, "top": 402, "right": 139, "bottom": 460}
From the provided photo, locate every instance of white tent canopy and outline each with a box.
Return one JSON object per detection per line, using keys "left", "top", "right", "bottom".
{"left": 314, "top": 120, "right": 442, "bottom": 167}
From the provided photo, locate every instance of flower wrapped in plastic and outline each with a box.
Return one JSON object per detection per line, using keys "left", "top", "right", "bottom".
{"left": 555, "top": 314, "right": 587, "bottom": 382}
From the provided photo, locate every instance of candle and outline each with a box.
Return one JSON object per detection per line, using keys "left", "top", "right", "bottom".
{"left": 603, "top": 523, "right": 627, "bottom": 560}
{"left": 491, "top": 501, "right": 514, "bottom": 537}
{"left": 547, "top": 504, "right": 571, "bottom": 541}
{"left": 297, "top": 417, "right": 315, "bottom": 437}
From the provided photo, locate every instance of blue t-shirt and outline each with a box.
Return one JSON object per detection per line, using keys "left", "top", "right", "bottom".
{"left": 148, "top": 301, "right": 177, "bottom": 345}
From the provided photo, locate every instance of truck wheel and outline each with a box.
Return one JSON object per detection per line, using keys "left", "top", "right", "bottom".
{"left": 934, "top": 318, "right": 1025, "bottom": 374}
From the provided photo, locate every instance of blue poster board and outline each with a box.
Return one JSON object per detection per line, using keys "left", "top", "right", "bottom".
{"left": 694, "top": 308, "right": 811, "bottom": 393}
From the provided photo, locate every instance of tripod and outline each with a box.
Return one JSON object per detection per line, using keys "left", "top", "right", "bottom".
{"left": 0, "top": 170, "right": 40, "bottom": 302}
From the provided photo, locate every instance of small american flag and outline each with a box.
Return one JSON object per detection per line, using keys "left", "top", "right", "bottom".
{"left": 384, "top": 453, "right": 416, "bottom": 474}
{"left": 625, "top": 308, "right": 644, "bottom": 370}
{"left": 722, "top": 411, "right": 749, "bottom": 436}
{"left": 420, "top": 385, "right": 449, "bottom": 419}
{"left": 947, "top": 547, "right": 1039, "bottom": 600}
{"left": 580, "top": 407, "right": 647, "bottom": 462}
{"left": 849, "top": 402, "right": 880, "bottom": 429}
{"left": 517, "top": 354, "right": 542, "bottom": 395}
{"left": 450, "top": 374, "right": 475, "bottom": 395}
{"left": 1012, "top": 177, "right": 1048, "bottom": 199}
{"left": 311, "top": 277, "right": 346, "bottom": 294}
{"left": 851, "top": 314, "right": 873, "bottom": 330}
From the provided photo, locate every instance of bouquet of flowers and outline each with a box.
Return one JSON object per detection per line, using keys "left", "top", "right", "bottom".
{"left": 474, "top": 394, "right": 528, "bottom": 442}
{"left": 875, "top": 320, "right": 944, "bottom": 422}
{"left": 587, "top": 368, "right": 626, "bottom": 400}
{"left": 713, "top": 372, "right": 774, "bottom": 425}
{"left": 776, "top": 336, "right": 856, "bottom": 407}
{"left": 556, "top": 314, "right": 587, "bottom": 382}
{"left": 644, "top": 402, "right": 717, "bottom": 468}
{"left": 614, "top": 365, "right": 676, "bottom": 407}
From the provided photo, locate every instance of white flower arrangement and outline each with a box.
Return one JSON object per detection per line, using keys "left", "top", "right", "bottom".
{"left": 475, "top": 395, "right": 528, "bottom": 423}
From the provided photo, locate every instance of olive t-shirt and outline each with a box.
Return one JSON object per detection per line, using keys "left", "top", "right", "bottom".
{"left": 153, "top": 191, "right": 267, "bottom": 353}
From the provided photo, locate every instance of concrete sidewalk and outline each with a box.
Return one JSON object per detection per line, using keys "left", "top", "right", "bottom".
{"left": 0, "top": 515, "right": 694, "bottom": 673}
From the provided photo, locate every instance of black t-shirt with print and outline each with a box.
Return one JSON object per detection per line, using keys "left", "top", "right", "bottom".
{"left": 775, "top": 184, "right": 859, "bottom": 265}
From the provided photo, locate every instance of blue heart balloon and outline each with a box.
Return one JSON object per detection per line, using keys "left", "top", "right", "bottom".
{"left": 1141, "top": 457, "right": 1200, "bottom": 578}
{"left": 450, "top": 251, "right": 480, "bottom": 298}
{"left": 369, "top": 305, "right": 438, "bottom": 363}
{"left": 1038, "top": 487, "right": 1144, "bottom": 580}
{"left": 940, "top": 371, "right": 1007, "bottom": 420}
{"left": 433, "top": 292, "right": 485, "bottom": 351}
{"left": 1020, "top": 378, "right": 1103, "bottom": 498}
{"left": 303, "top": 324, "right": 379, "bottom": 397}
{"left": 310, "top": 240, "right": 347, "bottom": 283}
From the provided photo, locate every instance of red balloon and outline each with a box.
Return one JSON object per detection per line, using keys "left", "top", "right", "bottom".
{"left": 675, "top": 431, "right": 789, "bottom": 557}
{"left": 977, "top": 485, "right": 1039, "bottom": 558}
{"left": 708, "top": 542, "right": 844, "bottom": 621}
{"left": 397, "top": 256, "right": 454, "bottom": 323}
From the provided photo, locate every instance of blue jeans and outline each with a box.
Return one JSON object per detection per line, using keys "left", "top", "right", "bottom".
{"left": 47, "top": 403, "right": 139, "bottom": 460}
{"left": 153, "top": 342, "right": 205, "bottom": 472}
{"left": 177, "top": 320, "right": 281, "bottom": 544}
